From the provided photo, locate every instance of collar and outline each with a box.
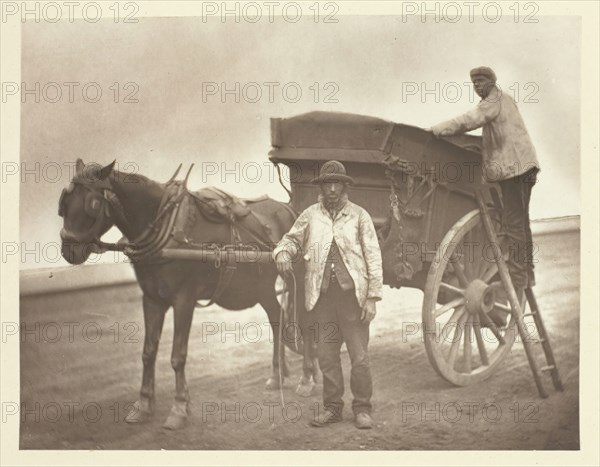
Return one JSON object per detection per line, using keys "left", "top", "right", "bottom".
{"left": 480, "top": 85, "right": 500, "bottom": 103}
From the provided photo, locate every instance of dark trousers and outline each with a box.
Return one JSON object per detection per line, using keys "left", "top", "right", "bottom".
{"left": 498, "top": 167, "right": 538, "bottom": 290}
{"left": 311, "top": 279, "right": 372, "bottom": 416}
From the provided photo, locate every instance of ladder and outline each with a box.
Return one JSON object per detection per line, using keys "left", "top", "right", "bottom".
{"left": 476, "top": 191, "right": 564, "bottom": 398}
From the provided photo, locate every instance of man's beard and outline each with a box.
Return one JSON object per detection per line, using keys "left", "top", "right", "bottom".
{"left": 323, "top": 193, "right": 347, "bottom": 210}
{"left": 323, "top": 197, "right": 339, "bottom": 209}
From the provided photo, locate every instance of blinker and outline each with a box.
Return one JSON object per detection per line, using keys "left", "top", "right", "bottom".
{"left": 58, "top": 182, "right": 76, "bottom": 217}
{"left": 84, "top": 192, "right": 103, "bottom": 217}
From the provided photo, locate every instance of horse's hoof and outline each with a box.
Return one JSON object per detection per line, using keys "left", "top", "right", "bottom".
{"left": 295, "top": 381, "right": 316, "bottom": 397}
{"left": 125, "top": 400, "right": 154, "bottom": 424}
{"left": 162, "top": 403, "right": 189, "bottom": 430}
{"left": 162, "top": 414, "right": 187, "bottom": 430}
{"left": 265, "top": 376, "right": 286, "bottom": 390}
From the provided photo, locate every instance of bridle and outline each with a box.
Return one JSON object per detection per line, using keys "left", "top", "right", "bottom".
{"left": 59, "top": 165, "right": 190, "bottom": 260}
{"left": 58, "top": 175, "right": 127, "bottom": 247}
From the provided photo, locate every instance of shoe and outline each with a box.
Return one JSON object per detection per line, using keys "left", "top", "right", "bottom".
{"left": 354, "top": 412, "right": 373, "bottom": 429}
{"left": 310, "top": 409, "right": 342, "bottom": 427}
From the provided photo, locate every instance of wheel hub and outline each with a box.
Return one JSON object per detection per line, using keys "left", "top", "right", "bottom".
{"left": 464, "top": 279, "right": 495, "bottom": 314}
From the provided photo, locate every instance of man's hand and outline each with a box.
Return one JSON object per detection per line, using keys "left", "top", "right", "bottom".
{"left": 361, "top": 298, "right": 377, "bottom": 322}
{"left": 275, "top": 251, "right": 293, "bottom": 275}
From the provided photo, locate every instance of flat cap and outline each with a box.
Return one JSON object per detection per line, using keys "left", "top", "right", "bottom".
{"left": 470, "top": 66, "right": 497, "bottom": 82}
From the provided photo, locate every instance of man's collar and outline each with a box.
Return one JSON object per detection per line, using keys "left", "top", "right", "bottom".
{"left": 480, "top": 85, "right": 500, "bottom": 103}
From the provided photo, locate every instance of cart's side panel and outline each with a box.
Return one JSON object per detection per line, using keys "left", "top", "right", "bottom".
{"left": 271, "top": 111, "right": 394, "bottom": 151}
{"left": 385, "top": 124, "right": 486, "bottom": 252}
{"left": 425, "top": 186, "right": 479, "bottom": 256}
{"left": 387, "top": 124, "right": 486, "bottom": 190}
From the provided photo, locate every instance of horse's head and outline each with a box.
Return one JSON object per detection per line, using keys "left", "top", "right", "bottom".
{"left": 59, "top": 159, "right": 117, "bottom": 264}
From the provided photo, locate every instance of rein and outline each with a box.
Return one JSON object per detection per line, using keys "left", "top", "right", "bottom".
{"left": 93, "top": 181, "right": 186, "bottom": 260}
{"left": 63, "top": 168, "right": 187, "bottom": 260}
{"left": 64, "top": 164, "right": 297, "bottom": 318}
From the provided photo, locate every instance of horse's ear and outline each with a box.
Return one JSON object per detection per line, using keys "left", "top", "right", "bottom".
{"left": 98, "top": 160, "right": 116, "bottom": 180}
{"left": 76, "top": 158, "right": 84, "bottom": 175}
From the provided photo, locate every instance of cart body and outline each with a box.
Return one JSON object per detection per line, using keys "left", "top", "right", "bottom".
{"left": 269, "top": 111, "right": 490, "bottom": 289}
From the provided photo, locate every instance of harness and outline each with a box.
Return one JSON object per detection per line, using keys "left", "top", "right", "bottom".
{"left": 59, "top": 175, "right": 129, "bottom": 246}
{"left": 59, "top": 166, "right": 288, "bottom": 309}
{"left": 172, "top": 187, "right": 283, "bottom": 308}
{"left": 59, "top": 174, "right": 186, "bottom": 259}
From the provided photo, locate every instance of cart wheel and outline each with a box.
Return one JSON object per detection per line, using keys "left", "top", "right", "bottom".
{"left": 422, "top": 209, "right": 516, "bottom": 386}
{"left": 275, "top": 275, "right": 304, "bottom": 353}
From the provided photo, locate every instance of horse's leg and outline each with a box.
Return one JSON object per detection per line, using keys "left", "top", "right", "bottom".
{"left": 311, "top": 341, "right": 322, "bottom": 384}
{"left": 125, "top": 294, "right": 168, "bottom": 423}
{"left": 284, "top": 270, "right": 318, "bottom": 397}
{"left": 260, "top": 294, "right": 290, "bottom": 390}
{"left": 163, "top": 289, "right": 196, "bottom": 430}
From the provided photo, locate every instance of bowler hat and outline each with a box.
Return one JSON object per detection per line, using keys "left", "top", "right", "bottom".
{"left": 470, "top": 66, "right": 497, "bottom": 83}
{"left": 310, "top": 160, "right": 355, "bottom": 184}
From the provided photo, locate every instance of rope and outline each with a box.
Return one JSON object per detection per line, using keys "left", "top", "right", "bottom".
{"left": 274, "top": 162, "right": 293, "bottom": 201}
{"left": 277, "top": 281, "right": 286, "bottom": 411}
{"left": 276, "top": 269, "right": 298, "bottom": 415}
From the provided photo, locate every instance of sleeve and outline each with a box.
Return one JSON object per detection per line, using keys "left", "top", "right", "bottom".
{"left": 272, "top": 208, "right": 310, "bottom": 263}
{"left": 359, "top": 209, "right": 383, "bottom": 301}
{"left": 432, "top": 97, "right": 501, "bottom": 136}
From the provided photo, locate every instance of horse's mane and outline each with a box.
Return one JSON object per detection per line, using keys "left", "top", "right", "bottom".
{"left": 111, "top": 169, "right": 164, "bottom": 190}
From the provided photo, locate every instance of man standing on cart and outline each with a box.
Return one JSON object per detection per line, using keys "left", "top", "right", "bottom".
{"left": 274, "top": 160, "right": 383, "bottom": 429}
{"left": 428, "top": 66, "right": 540, "bottom": 325}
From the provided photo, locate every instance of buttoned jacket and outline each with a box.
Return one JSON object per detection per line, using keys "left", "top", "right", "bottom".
{"left": 273, "top": 195, "right": 383, "bottom": 312}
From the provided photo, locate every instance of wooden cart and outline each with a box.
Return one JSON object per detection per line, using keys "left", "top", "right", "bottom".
{"left": 268, "top": 111, "right": 562, "bottom": 396}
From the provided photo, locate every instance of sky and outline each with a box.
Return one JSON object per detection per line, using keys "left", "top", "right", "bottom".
{"left": 17, "top": 13, "right": 581, "bottom": 269}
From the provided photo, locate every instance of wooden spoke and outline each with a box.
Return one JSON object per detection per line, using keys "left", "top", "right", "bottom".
{"left": 493, "top": 301, "right": 511, "bottom": 313}
{"left": 482, "top": 262, "right": 498, "bottom": 283}
{"left": 434, "top": 296, "right": 466, "bottom": 318}
{"left": 478, "top": 311, "right": 506, "bottom": 344}
{"left": 473, "top": 229, "right": 488, "bottom": 278}
{"left": 463, "top": 318, "right": 472, "bottom": 373}
{"left": 441, "top": 306, "right": 466, "bottom": 341}
{"left": 447, "top": 312, "right": 468, "bottom": 369}
{"left": 464, "top": 227, "right": 482, "bottom": 279}
{"left": 450, "top": 261, "right": 470, "bottom": 288}
{"left": 473, "top": 314, "right": 489, "bottom": 366}
{"left": 439, "top": 281, "right": 464, "bottom": 296}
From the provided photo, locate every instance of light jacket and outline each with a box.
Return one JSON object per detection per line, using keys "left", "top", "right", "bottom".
{"left": 432, "top": 86, "right": 540, "bottom": 181}
{"left": 273, "top": 194, "right": 383, "bottom": 312}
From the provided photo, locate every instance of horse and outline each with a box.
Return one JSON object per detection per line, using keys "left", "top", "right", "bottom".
{"left": 58, "top": 159, "right": 319, "bottom": 430}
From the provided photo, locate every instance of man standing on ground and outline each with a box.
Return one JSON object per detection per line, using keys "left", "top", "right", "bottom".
{"left": 428, "top": 66, "right": 540, "bottom": 325}
{"left": 273, "top": 160, "right": 383, "bottom": 429}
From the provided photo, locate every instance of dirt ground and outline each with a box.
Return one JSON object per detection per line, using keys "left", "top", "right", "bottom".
{"left": 19, "top": 230, "right": 580, "bottom": 450}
